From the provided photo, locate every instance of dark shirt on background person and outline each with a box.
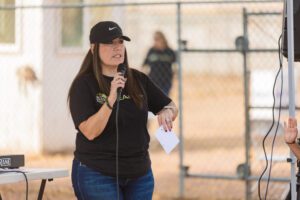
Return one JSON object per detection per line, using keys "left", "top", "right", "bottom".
{"left": 143, "top": 31, "right": 176, "bottom": 96}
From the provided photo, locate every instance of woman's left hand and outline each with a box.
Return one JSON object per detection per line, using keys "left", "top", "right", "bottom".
{"left": 157, "top": 108, "right": 174, "bottom": 132}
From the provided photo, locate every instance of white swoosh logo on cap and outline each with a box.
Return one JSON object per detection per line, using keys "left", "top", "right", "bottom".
{"left": 109, "top": 27, "right": 117, "bottom": 31}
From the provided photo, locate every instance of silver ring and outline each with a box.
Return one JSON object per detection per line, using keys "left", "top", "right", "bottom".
{"left": 166, "top": 118, "right": 171, "bottom": 123}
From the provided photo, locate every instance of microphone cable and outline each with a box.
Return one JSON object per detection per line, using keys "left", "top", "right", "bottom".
{"left": 115, "top": 63, "right": 126, "bottom": 200}
{"left": 258, "top": 34, "right": 283, "bottom": 200}
{"left": 116, "top": 90, "right": 121, "bottom": 200}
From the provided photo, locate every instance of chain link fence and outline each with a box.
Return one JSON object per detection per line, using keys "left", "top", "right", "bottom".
{"left": 1, "top": 0, "right": 298, "bottom": 199}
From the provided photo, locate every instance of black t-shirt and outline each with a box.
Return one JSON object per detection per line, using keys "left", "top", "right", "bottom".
{"left": 69, "top": 69, "right": 171, "bottom": 179}
{"left": 144, "top": 47, "right": 176, "bottom": 90}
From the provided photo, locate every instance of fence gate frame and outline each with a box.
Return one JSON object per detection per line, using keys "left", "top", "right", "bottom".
{"left": 176, "top": 4, "right": 290, "bottom": 200}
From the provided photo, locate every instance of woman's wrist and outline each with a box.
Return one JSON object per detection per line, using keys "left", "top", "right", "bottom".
{"left": 105, "top": 98, "right": 113, "bottom": 110}
{"left": 107, "top": 95, "right": 116, "bottom": 109}
{"left": 159, "top": 108, "right": 174, "bottom": 121}
{"left": 163, "top": 106, "right": 176, "bottom": 119}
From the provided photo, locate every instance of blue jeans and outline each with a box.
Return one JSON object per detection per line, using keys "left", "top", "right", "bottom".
{"left": 71, "top": 159, "right": 154, "bottom": 200}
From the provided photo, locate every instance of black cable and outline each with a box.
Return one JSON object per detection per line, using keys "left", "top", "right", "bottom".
{"left": 265, "top": 34, "right": 283, "bottom": 199}
{"left": 115, "top": 91, "right": 122, "bottom": 200}
{"left": 0, "top": 170, "right": 28, "bottom": 200}
{"left": 115, "top": 64, "right": 126, "bottom": 200}
{"left": 257, "top": 34, "right": 283, "bottom": 200}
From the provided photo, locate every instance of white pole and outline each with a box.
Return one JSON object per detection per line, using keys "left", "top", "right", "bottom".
{"left": 287, "top": 0, "right": 297, "bottom": 199}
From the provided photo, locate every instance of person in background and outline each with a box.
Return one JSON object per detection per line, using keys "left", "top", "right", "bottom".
{"left": 143, "top": 31, "right": 176, "bottom": 96}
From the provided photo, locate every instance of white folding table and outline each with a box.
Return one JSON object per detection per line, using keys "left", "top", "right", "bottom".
{"left": 0, "top": 168, "right": 69, "bottom": 200}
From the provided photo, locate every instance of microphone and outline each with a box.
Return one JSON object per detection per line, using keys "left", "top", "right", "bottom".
{"left": 117, "top": 63, "right": 127, "bottom": 94}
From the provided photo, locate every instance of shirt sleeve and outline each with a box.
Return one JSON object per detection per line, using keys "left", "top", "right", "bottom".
{"left": 69, "top": 77, "right": 97, "bottom": 130}
{"left": 169, "top": 48, "right": 176, "bottom": 63}
{"left": 144, "top": 74, "right": 172, "bottom": 114}
{"left": 143, "top": 49, "right": 151, "bottom": 66}
{"left": 172, "top": 50, "right": 177, "bottom": 63}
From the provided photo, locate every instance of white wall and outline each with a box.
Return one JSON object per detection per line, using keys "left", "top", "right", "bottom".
{"left": 0, "top": 0, "right": 44, "bottom": 154}
{"left": 41, "top": 5, "right": 84, "bottom": 153}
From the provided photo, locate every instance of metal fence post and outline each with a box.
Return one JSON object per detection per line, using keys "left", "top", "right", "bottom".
{"left": 176, "top": 2, "right": 185, "bottom": 198}
{"left": 243, "top": 8, "right": 252, "bottom": 200}
{"left": 286, "top": 0, "right": 297, "bottom": 199}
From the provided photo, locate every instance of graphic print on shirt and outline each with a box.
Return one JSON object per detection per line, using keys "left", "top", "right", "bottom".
{"left": 96, "top": 92, "right": 130, "bottom": 105}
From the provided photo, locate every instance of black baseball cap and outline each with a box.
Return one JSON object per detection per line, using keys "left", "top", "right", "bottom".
{"left": 89, "top": 21, "right": 131, "bottom": 44}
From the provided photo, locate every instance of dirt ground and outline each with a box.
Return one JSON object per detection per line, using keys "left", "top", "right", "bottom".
{"left": 0, "top": 74, "right": 295, "bottom": 200}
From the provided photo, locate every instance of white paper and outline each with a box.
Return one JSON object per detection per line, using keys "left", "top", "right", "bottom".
{"left": 155, "top": 126, "right": 180, "bottom": 154}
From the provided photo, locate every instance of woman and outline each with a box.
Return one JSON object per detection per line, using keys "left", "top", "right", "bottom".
{"left": 68, "top": 21, "right": 178, "bottom": 200}
{"left": 143, "top": 31, "right": 176, "bottom": 96}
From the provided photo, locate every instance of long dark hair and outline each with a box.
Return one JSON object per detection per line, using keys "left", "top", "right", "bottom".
{"left": 154, "top": 31, "right": 169, "bottom": 49}
{"left": 67, "top": 43, "right": 145, "bottom": 109}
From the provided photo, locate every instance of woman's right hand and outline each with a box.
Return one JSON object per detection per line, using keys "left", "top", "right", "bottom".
{"left": 284, "top": 118, "right": 298, "bottom": 144}
{"left": 107, "top": 72, "right": 127, "bottom": 106}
